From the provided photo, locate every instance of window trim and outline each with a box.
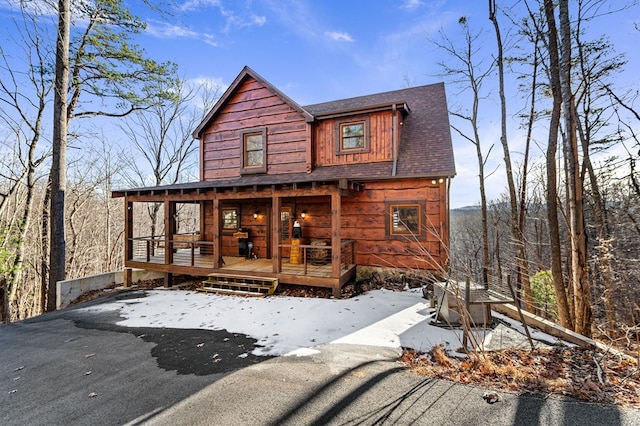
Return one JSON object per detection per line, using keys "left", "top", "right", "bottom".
{"left": 240, "top": 128, "right": 267, "bottom": 174}
{"left": 221, "top": 206, "right": 239, "bottom": 235}
{"left": 335, "top": 117, "right": 370, "bottom": 154}
{"left": 385, "top": 200, "right": 425, "bottom": 240}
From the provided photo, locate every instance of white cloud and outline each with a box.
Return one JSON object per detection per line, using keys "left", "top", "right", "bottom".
{"left": 325, "top": 31, "right": 354, "bottom": 43}
{"left": 401, "top": 0, "right": 424, "bottom": 10}
{"left": 177, "top": 0, "right": 266, "bottom": 34}
{"left": 187, "top": 76, "right": 227, "bottom": 90}
{"left": 145, "top": 22, "right": 218, "bottom": 47}
{"left": 178, "top": 0, "right": 221, "bottom": 13}
{"left": 263, "top": 0, "right": 320, "bottom": 40}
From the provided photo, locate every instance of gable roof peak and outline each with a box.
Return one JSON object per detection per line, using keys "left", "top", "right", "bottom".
{"left": 192, "top": 66, "right": 314, "bottom": 139}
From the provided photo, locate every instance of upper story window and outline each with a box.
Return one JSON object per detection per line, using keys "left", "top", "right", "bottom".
{"left": 336, "top": 117, "right": 370, "bottom": 154}
{"left": 241, "top": 128, "right": 267, "bottom": 174}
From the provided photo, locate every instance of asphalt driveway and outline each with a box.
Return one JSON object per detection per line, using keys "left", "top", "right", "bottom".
{"left": 2, "top": 289, "right": 639, "bottom": 426}
{"left": 1, "top": 291, "right": 267, "bottom": 426}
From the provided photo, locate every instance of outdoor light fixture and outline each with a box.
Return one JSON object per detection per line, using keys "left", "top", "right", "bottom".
{"left": 431, "top": 180, "right": 437, "bottom": 185}
{"left": 301, "top": 211, "right": 306, "bottom": 219}
{"left": 253, "top": 211, "right": 259, "bottom": 219}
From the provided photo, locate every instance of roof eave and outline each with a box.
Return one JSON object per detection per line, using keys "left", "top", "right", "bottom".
{"left": 312, "top": 101, "right": 409, "bottom": 120}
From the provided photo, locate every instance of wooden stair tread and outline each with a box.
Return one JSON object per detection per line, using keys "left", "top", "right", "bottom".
{"left": 200, "top": 273, "right": 278, "bottom": 297}
{"left": 198, "top": 287, "right": 269, "bottom": 297}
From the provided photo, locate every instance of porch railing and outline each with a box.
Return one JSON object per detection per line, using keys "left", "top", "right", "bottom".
{"left": 128, "top": 236, "right": 356, "bottom": 278}
{"left": 129, "top": 235, "right": 215, "bottom": 267}
{"left": 278, "top": 239, "right": 355, "bottom": 276}
{"left": 129, "top": 235, "right": 165, "bottom": 262}
{"left": 340, "top": 239, "right": 355, "bottom": 270}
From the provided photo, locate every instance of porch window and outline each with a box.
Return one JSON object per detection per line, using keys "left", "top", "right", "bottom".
{"left": 241, "top": 128, "right": 267, "bottom": 174}
{"left": 386, "top": 202, "right": 423, "bottom": 238}
{"left": 336, "top": 117, "right": 369, "bottom": 154}
{"left": 222, "top": 207, "right": 239, "bottom": 232}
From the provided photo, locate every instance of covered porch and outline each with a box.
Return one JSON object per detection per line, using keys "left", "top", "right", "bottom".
{"left": 115, "top": 178, "right": 361, "bottom": 296}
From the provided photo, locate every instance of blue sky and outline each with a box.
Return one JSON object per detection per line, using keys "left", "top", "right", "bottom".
{"left": 137, "top": 0, "right": 464, "bottom": 102}
{"left": 1, "top": 0, "right": 639, "bottom": 208}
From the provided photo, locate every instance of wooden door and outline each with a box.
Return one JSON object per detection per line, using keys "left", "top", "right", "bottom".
{"left": 280, "top": 207, "right": 292, "bottom": 258}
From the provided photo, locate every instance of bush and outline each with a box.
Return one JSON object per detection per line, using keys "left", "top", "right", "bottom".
{"left": 529, "top": 270, "right": 558, "bottom": 320}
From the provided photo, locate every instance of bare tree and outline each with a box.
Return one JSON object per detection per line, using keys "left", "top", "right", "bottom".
{"left": 0, "top": 3, "right": 53, "bottom": 322}
{"left": 489, "top": 0, "right": 534, "bottom": 309}
{"left": 47, "top": 0, "right": 178, "bottom": 312}
{"left": 554, "top": 0, "right": 592, "bottom": 336}
{"left": 431, "top": 17, "right": 495, "bottom": 285}
{"left": 573, "top": 26, "right": 626, "bottom": 335}
{"left": 119, "top": 79, "right": 220, "bottom": 237}
{"left": 534, "top": 0, "right": 574, "bottom": 329}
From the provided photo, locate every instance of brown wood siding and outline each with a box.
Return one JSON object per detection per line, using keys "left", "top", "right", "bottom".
{"left": 279, "top": 179, "right": 448, "bottom": 272}
{"left": 341, "top": 179, "right": 447, "bottom": 271}
{"left": 201, "top": 78, "right": 308, "bottom": 180}
{"left": 313, "top": 110, "right": 394, "bottom": 167}
{"left": 201, "top": 179, "right": 448, "bottom": 272}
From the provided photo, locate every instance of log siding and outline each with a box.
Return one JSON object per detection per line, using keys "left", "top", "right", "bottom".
{"left": 201, "top": 78, "right": 308, "bottom": 179}
{"left": 314, "top": 110, "right": 394, "bottom": 166}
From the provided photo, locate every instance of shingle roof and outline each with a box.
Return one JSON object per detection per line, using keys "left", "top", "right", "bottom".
{"left": 304, "top": 82, "right": 456, "bottom": 178}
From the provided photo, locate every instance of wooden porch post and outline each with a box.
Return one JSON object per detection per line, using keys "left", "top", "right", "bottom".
{"left": 272, "top": 193, "right": 281, "bottom": 273}
{"left": 212, "top": 197, "right": 221, "bottom": 269}
{"left": 164, "top": 200, "right": 175, "bottom": 266}
{"left": 164, "top": 273, "right": 173, "bottom": 288}
{"left": 164, "top": 200, "right": 176, "bottom": 289}
{"left": 124, "top": 267, "right": 132, "bottom": 288}
{"left": 124, "top": 199, "right": 133, "bottom": 262}
{"left": 331, "top": 191, "right": 342, "bottom": 296}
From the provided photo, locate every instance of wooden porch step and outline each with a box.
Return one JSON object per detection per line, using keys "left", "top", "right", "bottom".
{"left": 199, "top": 273, "right": 278, "bottom": 297}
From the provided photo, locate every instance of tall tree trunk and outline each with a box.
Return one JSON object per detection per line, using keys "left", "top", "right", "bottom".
{"left": 476, "top": 139, "right": 490, "bottom": 287}
{"left": 558, "top": 0, "right": 591, "bottom": 337}
{"left": 48, "top": 0, "right": 71, "bottom": 312}
{"left": 40, "top": 181, "right": 51, "bottom": 314}
{"left": 575, "top": 40, "right": 617, "bottom": 337}
{"left": 489, "top": 0, "right": 533, "bottom": 308}
{"left": 543, "top": 0, "right": 573, "bottom": 329}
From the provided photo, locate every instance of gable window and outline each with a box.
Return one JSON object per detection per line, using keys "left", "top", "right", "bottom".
{"left": 241, "top": 128, "right": 267, "bottom": 174}
{"left": 385, "top": 201, "right": 425, "bottom": 239}
{"left": 336, "top": 117, "right": 369, "bottom": 154}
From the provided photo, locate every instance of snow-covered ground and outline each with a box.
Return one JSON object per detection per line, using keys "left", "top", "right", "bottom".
{"left": 79, "top": 288, "right": 558, "bottom": 357}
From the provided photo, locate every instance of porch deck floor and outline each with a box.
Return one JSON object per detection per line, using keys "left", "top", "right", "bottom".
{"left": 131, "top": 250, "right": 344, "bottom": 278}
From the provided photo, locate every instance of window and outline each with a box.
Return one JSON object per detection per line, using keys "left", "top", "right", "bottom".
{"left": 342, "top": 123, "right": 364, "bottom": 149}
{"left": 280, "top": 208, "right": 292, "bottom": 242}
{"left": 241, "top": 128, "right": 266, "bottom": 174}
{"left": 222, "top": 207, "right": 239, "bottom": 232}
{"left": 336, "top": 117, "right": 369, "bottom": 154}
{"left": 385, "top": 202, "right": 424, "bottom": 239}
